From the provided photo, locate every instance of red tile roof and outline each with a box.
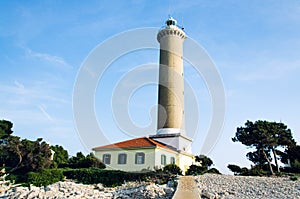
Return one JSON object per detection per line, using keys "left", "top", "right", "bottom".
{"left": 92, "top": 137, "right": 176, "bottom": 151}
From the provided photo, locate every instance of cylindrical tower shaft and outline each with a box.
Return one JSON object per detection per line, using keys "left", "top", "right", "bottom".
{"left": 157, "top": 17, "right": 186, "bottom": 134}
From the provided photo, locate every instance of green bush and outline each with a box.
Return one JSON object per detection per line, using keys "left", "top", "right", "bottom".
{"left": 67, "top": 152, "right": 105, "bottom": 169}
{"left": 163, "top": 164, "right": 182, "bottom": 175}
{"left": 228, "top": 164, "right": 242, "bottom": 175}
{"left": 185, "top": 165, "right": 206, "bottom": 176}
{"left": 206, "top": 168, "right": 221, "bottom": 174}
{"left": 186, "top": 164, "right": 221, "bottom": 176}
{"left": 27, "top": 169, "right": 64, "bottom": 186}
{"left": 290, "top": 176, "right": 298, "bottom": 181}
{"left": 6, "top": 170, "right": 29, "bottom": 184}
{"left": 63, "top": 168, "right": 157, "bottom": 187}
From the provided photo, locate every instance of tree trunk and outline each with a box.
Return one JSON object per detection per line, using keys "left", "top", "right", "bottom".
{"left": 272, "top": 149, "right": 280, "bottom": 173}
{"left": 262, "top": 150, "right": 274, "bottom": 175}
{"left": 10, "top": 150, "right": 22, "bottom": 173}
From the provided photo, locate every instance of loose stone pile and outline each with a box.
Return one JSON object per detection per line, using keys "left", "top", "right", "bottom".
{"left": 196, "top": 174, "right": 300, "bottom": 199}
{"left": 0, "top": 174, "right": 15, "bottom": 195}
{"left": 114, "top": 182, "right": 174, "bottom": 199}
{"left": 0, "top": 180, "right": 174, "bottom": 199}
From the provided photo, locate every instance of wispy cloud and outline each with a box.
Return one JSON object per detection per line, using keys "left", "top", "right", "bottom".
{"left": 0, "top": 80, "right": 69, "bottom": 106}
{"left": 27, "top": 49, "right": 67, "bottom": 66}
{"left": 0, "top": 79, "right": 73, "bottom": 145}
{"left": 38, "top": 104, "right": 54, "bottom": 121}
{"left": 21, "top": 46, "right": 72, "bottom": 70}
{"left": 13, "top": 80, "right": 26, "bottom": 94}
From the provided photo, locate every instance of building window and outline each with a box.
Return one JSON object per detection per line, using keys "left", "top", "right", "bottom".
{"left": 161, "top": 154, "right": 166, "bottom": 165}
{"left": 170, "top": 157, "right": 175, "bottom": 164}
{"left": 102, "top": 154, "right": 111, "bottom": 164}
{"left": 118, "top": 153, "right": 127, "bottom": 164}
{"left": 135, "top": 152, "right": 145, "bottom": 164}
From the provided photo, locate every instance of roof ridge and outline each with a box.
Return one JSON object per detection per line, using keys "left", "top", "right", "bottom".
{"left": 93, "top": 136, "right": 154, "bottom": 150}
{"left": 92, "top": 136, "right": 177, "bottom": 152}
{"left": 148, "top": 137, "right": 178, "bottom": 151}
{"left": 107, "top": 136, "right": 147, "bottom": 145}
{"left": 147, "top": 137, "right": 164, "bottom": 145}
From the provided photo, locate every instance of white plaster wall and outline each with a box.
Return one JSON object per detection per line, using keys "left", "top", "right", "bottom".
{"left": 178, "top": 136, "right": 192, "bottom": 153}
{"left": 177, "top": 153, "right": 195, "bottom": 174}
{"left": 152, "top": 135, "right": 192, "bottom": 153}
{"left": 153, "top": 147, "right": 178, "bottom": 170}
{"left": 94, "top": 147, "right": 195, "bottom": 174}
{"left": 94, "top": 148, "right": 155, "bottom": 172}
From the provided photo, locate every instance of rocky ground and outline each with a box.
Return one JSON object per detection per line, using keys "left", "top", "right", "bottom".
{"left": 0, "top": 180, "right": 175, "bottom": 199}
{"left": 1, "top": 174, "right": 300, "bottom": 199}
{"left": 196, "top": 174, "right": 300, "bottom": 199}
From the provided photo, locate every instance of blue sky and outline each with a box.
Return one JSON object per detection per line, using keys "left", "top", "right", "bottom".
{"left": 1, "top": 0, "right": 300, "bottom": 173}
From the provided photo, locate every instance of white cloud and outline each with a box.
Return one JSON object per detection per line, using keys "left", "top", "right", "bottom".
{"left": 14, "top": 80, "right": 25, "bottom": 90}
{"left": 0, "top": 80, "right": 69, "bottom": 106}
{"left": 21, "top": 46, "right": 72, "bottom": 70}
{"left": 38, "top": 104, "right": 54, "bottom": 121}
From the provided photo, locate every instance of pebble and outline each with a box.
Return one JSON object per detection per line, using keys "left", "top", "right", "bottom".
{"left": 0, "top": 180, "right": 175, "bottom": 199}
{"left": 196, "top": 173, "right": 300, "bottom": 199}
{"left": 3, "top": 173, "right": 299, "bottom": 199}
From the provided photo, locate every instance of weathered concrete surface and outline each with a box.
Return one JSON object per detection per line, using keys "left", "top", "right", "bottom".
{"left": 173, "top": 176, "right": 200, "bottom": 199}
{"left": 157, "top": 24, "right": 186, "bottom": 130}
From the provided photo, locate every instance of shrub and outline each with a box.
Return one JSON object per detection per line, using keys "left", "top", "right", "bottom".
{"left": 27, "top": 169, "right": 64, "bottom": 186}
{"left": 67, "top": 153, "right": 105, "bottom": 169}
{"left": 185, "top": 165, "right": 206, "bottom": 176}
{"left": 6, "top": 170, "right": 29, "bottom": 184}
{"left": 227, "top": 164, "right": 270, "bottom": 176}
{"left": 290, "top": 176, "right": 298, "bottom": 181}
{"left": 63, "top": 168, "right": 158, "bottom": 187}
{"left": 206, "top": 168, "right": 221, "bottom": 174}
{"left": 228, "top": 164, "right": 242, "bottom": 175}
{"left": 163, "top": 164, "right": 182, "bottom": 175}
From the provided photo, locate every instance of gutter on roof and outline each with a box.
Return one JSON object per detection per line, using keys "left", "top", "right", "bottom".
{"left": 92, "top": 146, "right": 157, "bottom": 151}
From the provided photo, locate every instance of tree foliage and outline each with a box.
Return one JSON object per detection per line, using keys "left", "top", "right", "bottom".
{"left": 185, "top": 165, "right": 205, "bottom": 176}
{"left": 246, "top": 150, "right": 272, "bottom": 167}
{"left": 163, "top": 164, "right": 182, "bottom": 175}
{"left": 67, "top": 152, "right": 105, "bottom": 169}
{"left": 0, "top": 120, "right": 52, "bottom": 173}
{"left": 227, "top": 164, "right": 242, "bottom": 175}
{"left": 0, "top": 120, "right": 13, "bottom": 140}
{"left": 232, "top": 120, "right": 296, "bottom": 175}
{"left": 206, "top": 168, "right": 221, "bottom": 174}
{"left": 50, "top": 145, "right": 69, "bottom": 168}
{"left": 186, "top": 155, "right": 217, "bottom": 176}
{"left": 195, "top": 155, "right": 213, "bottom": 168}
{"left": 281, "top": 145, "right": 300, "bottom": 172}
{"left": 2, "top": 137, "right": 52, "bottom": 173}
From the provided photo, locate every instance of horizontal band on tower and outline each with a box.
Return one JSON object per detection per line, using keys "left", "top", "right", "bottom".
{"left": 157, "top": 29, "right": 186, "bottom": 42}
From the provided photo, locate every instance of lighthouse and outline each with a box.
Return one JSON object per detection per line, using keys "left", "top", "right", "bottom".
{"left": 93, "top": 16, "right": 195, "bottom": 173}
{"left": 150, "top": 17, "right": 193, "bottom": 153}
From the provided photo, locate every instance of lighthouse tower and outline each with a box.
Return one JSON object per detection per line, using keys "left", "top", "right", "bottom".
{"left": 93, "top": 16, "right": 195, "bottom": 173}
{"left": 150, "top": 17, "right": 193, "bottom": 153}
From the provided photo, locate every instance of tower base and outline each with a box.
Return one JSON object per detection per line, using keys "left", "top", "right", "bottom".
{"left": 150, "top": 132, "right": 192, "bottom": 153}
{"left": 156, "top": 128, "right": 184, "bottom": 135}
